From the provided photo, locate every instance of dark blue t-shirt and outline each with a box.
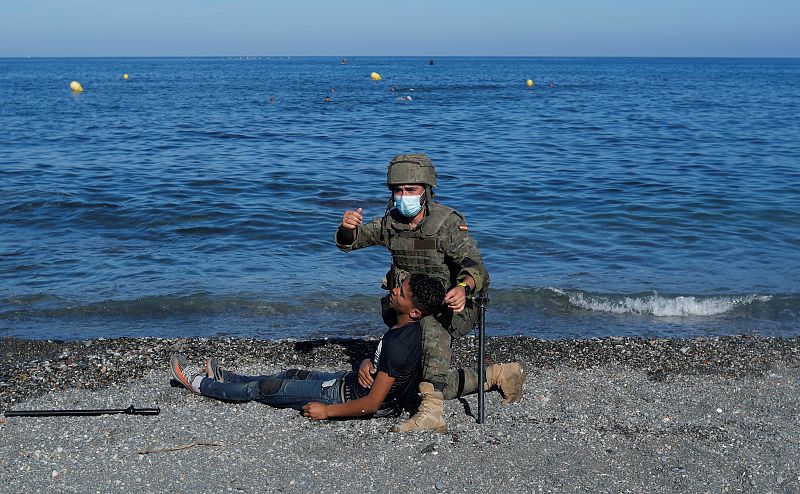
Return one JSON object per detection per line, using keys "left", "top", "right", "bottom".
{"left": 344, "top": 321, "right": 422, "bottom": 415}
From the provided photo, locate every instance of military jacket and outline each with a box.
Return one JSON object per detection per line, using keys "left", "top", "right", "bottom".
{"left": 336, "top": 202, "right": 489, "bottom": 292}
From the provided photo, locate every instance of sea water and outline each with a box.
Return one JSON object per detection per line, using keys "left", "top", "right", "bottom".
{"left": 1, "top": 57, "right": 798, "bottom": 340}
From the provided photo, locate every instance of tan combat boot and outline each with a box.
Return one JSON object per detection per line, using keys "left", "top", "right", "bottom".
{"left": 485, "top": 362, "right": 526, "bottom": 404}
{"left": 391, "top": 382, "right": 447, "bottom": 433}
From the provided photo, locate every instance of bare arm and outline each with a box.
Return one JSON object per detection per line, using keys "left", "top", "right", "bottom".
{"left": 302, "top": 371, "right": 394, "bottom": 420}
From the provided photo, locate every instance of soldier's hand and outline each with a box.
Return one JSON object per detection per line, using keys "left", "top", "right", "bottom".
{"left": 358, "top": 358, "right": 376, "bottom": 388}
{"left": 340, "top": 208, "right": 363, "bottom": 231}
{"left": 444, "top": 286, "right": 467, "bottom": 313}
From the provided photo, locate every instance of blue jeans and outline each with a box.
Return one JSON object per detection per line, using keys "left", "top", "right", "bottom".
{"left": 198, "top": 368, "right": 348, "bottom": 410}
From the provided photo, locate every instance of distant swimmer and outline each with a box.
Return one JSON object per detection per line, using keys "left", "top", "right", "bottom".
{"left": 549, "top": 82, "right": 556, "bottom": 88}
{"left": 390, "top": 85, "right": 397, "bottom": 92}
{"left": 331, "top": 88, "right": 336, "bottom": 93}
{"left": 270, "top": 96, "right": 277, "bottom": 104}
{"left": 324, "top": 95, "right": 332, "bottom": 102}
{"left": 429, "top": 59, "right": 434, "bottom": 65}
{"left": 404, "top": 95, "right": 413, "bottom": 101}
{"left": 341, "top": 58, "right": 349, "bottom": 65}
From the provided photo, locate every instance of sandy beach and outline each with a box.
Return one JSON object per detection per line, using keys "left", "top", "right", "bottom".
{"left": 1, "top": 335, "right": 799, "bottom": 493}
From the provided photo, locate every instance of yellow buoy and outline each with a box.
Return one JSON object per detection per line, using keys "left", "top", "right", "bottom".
{"left": 370, "top": 72, "right": 382, "bottom": 81}
{"left": 123, "top": 73, "right": 129, "bottom": 80}
{"left": 526, "top": 79, "right": 534, "bottom": 88}
{"left": 70, "top": 81, "right": 84, "bottom": 93}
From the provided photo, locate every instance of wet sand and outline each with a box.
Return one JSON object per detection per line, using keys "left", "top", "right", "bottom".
{"left": 1, "top": 335, "right": 799, "bottom": 493}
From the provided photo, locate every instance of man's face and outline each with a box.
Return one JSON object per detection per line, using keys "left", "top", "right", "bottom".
{"left": 392, "top": 184, "right": 425, "bottom": 198}
{"left": 389, "top": 277, "right": 417, "bottom": 315}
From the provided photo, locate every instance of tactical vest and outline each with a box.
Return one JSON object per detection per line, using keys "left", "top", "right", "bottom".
{"left": 381, "top": 202, "right": 458, "bottom": 289}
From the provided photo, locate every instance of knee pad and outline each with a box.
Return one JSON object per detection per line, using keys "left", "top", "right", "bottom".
{"left": 456, "top": 368, "right": 466, "bottom": 397}
{"left": 257, "top": 379, "right": 283, "bottom": 396}
{"left": 284, "top": 369, "right": 310, "bottom": 380}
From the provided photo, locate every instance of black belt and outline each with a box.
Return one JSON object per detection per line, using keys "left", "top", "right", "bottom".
{"left": 340, "top": 377, "right": 354, "bottom": 403}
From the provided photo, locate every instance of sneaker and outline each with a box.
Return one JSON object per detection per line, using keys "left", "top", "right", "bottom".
{"left": 205, "top": 357, "right": 225, "bottom": 382}
{"left": 170, "top": 354, "right": 202, "bottom": 394}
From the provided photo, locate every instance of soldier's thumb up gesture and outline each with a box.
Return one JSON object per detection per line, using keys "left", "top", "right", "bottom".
{"left": 341, "top": 208, "right": 363, "bottom": 230}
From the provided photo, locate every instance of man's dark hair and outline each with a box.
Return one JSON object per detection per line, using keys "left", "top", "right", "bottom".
{"left": 408, "top": 273, "right": 446, "bottom": 317}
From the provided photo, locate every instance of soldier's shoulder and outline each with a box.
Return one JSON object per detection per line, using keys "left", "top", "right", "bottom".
{"left": 428, "top": 202, "right": 461, "bottom": 219}
{"left": 435, "top": 205, "right": 470, "bottom": 232}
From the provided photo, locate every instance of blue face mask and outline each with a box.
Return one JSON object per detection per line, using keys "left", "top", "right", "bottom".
{"left": 394, "top": 194, "right": 423, "bottom": 217}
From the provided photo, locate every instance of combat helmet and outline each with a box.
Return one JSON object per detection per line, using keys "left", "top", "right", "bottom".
{"left": 386, "top": 154, "right": 437, "bottom": 189}
{"left": 385, "top": 153, "right": 438, "bottom": 216}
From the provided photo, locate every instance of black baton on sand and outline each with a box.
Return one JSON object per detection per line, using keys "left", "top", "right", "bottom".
{"left": 3, "top": 405, "right": 160, "bottom": 418}
{"left": 475, "top": 292, "right": 488, "bottom": 425}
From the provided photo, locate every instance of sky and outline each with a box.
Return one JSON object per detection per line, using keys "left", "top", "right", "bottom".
{"left": 1, "top": 0, "right": 799, "bottom": 58}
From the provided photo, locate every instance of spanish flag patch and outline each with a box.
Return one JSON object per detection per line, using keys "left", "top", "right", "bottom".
{"left": 458, "top": 224, "right": 469, "bottom": 232}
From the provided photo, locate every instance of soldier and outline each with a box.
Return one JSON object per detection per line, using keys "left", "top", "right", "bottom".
{"left": 336, "top": 153, "right": 524, "bottom": 432}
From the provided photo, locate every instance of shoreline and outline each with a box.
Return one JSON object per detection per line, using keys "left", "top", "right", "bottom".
{"left": 2, "top": 335, "right": 798, "bottom": 412}
{"left": 2, "top": 335, "right": 799, "bottom": 492}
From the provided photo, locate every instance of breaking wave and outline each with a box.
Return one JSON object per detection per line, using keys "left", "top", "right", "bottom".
{"left": 0, "top": 289, "right": 783, "bottom": 320}
{"left": 562, "top": 291, "right": 772, "bottom": 317}
{"left": 0, "top": 287, "right": 796, "bottom": 340}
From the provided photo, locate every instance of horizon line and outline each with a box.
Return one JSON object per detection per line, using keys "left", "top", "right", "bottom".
{"left": 2, "top": 54, "right": 799, "bottom": 60}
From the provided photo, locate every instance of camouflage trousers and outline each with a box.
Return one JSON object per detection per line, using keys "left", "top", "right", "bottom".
{"left": 382, "top": 296, "right": 482, "bottom": 400}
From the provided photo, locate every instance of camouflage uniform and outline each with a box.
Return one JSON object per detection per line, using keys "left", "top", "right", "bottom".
{"left": 335, "top": 155, "right": 489, "bottom": 399}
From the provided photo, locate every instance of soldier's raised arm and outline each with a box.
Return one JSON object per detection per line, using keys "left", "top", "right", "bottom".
{"left": 337, "top": 207, "right": 363, "bottom": 245}
{"left": 335, "top": 209, "right": 386, "bottom": 252}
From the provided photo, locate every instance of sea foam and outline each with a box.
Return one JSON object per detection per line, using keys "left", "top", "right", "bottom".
{"left": 567, "top": 292, "right": 771, "bottom": 317}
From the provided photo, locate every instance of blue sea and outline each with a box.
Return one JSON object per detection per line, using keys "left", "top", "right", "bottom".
{"left": 1, "top": 57, "right": 798, "bottom": 341}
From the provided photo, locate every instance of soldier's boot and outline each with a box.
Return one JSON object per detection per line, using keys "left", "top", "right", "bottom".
{"left": 391, "top": 382, "right": 447, "bottom": 433}
{"left": 484, "top": 362, "right": 526, "bottom": 404}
